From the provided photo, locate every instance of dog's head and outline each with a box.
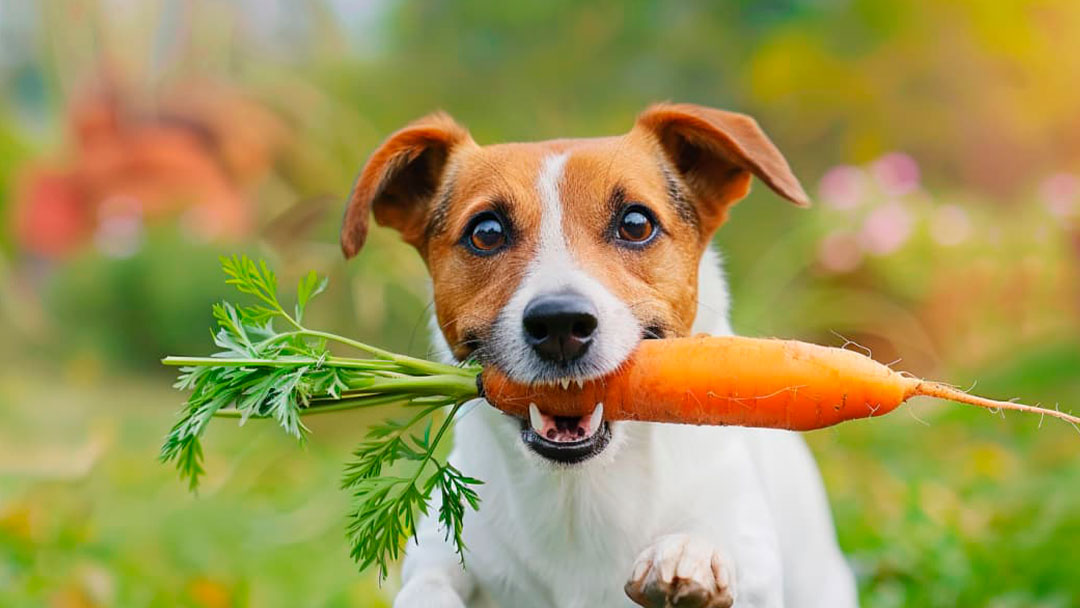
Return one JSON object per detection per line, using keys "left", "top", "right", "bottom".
{"left": 342, "top": 103, "right": 807, "bottom": 464}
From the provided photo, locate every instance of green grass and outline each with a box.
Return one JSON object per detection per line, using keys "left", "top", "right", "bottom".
{"left": 0, "top": 357, "right": 392, "bottom": 608}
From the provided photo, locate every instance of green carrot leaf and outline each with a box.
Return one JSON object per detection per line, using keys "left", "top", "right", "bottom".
{"left": 295, "top": 270, "right": 329, "bottom": 322}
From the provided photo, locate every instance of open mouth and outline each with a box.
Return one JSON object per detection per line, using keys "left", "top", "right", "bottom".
{"left": 519, "top": 402, "right": 611, "bottom": 464}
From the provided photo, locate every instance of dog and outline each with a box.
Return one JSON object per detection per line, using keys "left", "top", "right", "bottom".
{"left": 340, "top": 103, "right": 858, "bottom": 607}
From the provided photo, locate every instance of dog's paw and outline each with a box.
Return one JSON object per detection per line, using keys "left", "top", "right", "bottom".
{"left": 624, "top": 534, "right": 735, "bottom": 608}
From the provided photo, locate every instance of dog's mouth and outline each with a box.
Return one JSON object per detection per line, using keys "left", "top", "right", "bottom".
{"left": 518, "top": 402, "right": 611, "bottom": 464}
{"left": 486, "top": 323, "right": 668, "bottom": 464}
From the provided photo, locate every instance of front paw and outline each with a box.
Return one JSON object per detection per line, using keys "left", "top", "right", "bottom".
{"left": 625, "top": 534, "right": 735, "bottom": 608}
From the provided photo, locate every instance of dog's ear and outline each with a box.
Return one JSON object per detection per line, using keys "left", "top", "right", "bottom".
{"left": 341, "top": 112, "right": 473, "bottom": 258}
{"left": 634, "top": 103, "right": 809, "bottom": 231}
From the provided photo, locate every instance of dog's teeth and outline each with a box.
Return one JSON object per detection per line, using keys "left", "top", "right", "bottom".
{"left": 559, "top": 378, "right": 570, "bottom": 390}
{"left": 588, "top": 402, "right": 604, "bottom": 435}
{"left": 528, "top": 403, "right": 544, "bottom": 434}
{"left": 575, "top": 378, "right": 584, "bottom": 389}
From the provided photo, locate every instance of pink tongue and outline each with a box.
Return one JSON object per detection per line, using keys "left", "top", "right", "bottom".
{"left": 541, "top": 414, "right": 587, "bottom": 442}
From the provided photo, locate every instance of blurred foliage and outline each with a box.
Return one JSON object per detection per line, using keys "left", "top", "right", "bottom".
{"left": 0, "top": 109, "right": 30, "bottom": 255}
{"left": 1, "top": 0, "right": 1079, "bottom": 606}
{"left": 42, "top": 229, "right": 230, "bottom": 370}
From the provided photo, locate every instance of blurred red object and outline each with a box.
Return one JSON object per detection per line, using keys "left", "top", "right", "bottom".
{"left": 12, "top": 81, "right": 285, "bottom": 258}
{"left": 14, "top": 170, "right": 90, "bottom": 258}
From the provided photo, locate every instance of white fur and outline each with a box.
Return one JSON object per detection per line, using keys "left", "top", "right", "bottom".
{"left": 488, "top": 153, "right": 640, "bottom": 384}
{"left": 399, "top": 155, "right": 857, "bottom": 607}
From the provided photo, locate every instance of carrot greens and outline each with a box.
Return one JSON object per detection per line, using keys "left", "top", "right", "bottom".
{"left": 160, "top": 256, "right": 482, "bottom": 579}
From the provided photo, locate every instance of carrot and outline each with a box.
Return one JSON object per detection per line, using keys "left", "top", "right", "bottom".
{"left": 480, "top": 335, "right": 1080, "bottom": 431}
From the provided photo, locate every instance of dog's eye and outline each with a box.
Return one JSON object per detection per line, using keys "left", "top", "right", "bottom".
{"left": 466, "top": 214, "right": 508, "bottom": 253}
{"left": 616, "top": 206, "right": 657, "bottom": 244}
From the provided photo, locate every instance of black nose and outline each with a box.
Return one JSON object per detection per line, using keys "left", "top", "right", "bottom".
{"left": 522, "top": 293, "right": 598, "bottom": 363}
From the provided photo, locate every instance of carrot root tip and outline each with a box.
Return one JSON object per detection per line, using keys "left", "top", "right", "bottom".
{"left": 912, "top": 381, "right": 1080, "bottom": 427}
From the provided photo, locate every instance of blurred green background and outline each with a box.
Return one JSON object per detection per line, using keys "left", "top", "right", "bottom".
{"left": 2, "top": 1, "right": 1078, "bottom": 606}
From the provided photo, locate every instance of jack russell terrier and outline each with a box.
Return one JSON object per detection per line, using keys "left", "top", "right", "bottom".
{"left": 341, "top": 103, "right": 858, "bottom": 608}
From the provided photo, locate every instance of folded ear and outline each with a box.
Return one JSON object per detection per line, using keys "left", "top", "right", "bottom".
{"left": 341, "top": 112, "right": 472, "bottom": 258}
{"left": 634, "top": 103, "right": 809, "bottom": 231}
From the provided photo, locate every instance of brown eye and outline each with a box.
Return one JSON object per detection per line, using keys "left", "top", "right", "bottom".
{"left": 616, "top": 207, "right": 656, "bottom": 244}
{"left": 467, "top": 215, "right": 507, "bottom": 253}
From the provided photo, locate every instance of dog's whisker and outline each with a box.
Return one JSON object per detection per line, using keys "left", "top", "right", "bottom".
{"left": 407, "top": 298, "right": 437, "bottom": 356}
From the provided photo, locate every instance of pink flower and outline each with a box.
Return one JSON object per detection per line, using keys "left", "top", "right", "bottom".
{"left": 930, "top": 205, "right": 972, "bottom": 247}
{"left": 1039, "top": 173, "right": 1078, "bottom": 218}
{"left": 818, "top": 165, "right": 867, "bottom": 210}
{"left": 871, "top": 152, "right": 920, "bottom": 197}
{"left": 818, "top": 231, "right": 863, "bottom": 273}
{"left": 858, "top": 201, "right": 914, "bottom": 256}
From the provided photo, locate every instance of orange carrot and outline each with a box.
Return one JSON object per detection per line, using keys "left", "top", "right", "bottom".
{"left": 481, "top": 335, "right": 1079, "bottom": 431}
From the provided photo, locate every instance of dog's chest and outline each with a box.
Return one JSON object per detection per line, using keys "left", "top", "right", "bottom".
{"left": 479, "top": 480, "right": 648, "bottom": 606}
{"left": 452, "top": 411, "right": 706, "bottom": 607}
